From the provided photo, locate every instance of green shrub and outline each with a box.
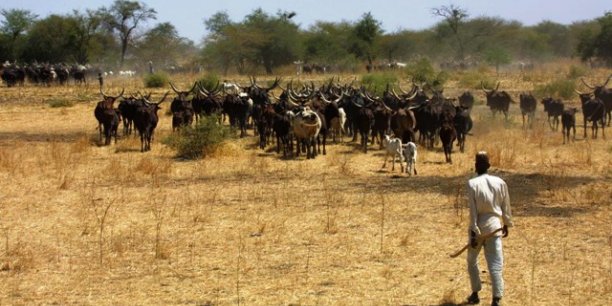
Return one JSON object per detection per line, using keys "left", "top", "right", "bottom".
{"left": 533, "top": 79, "right": 576, "bottom": 100}
{"left": 361, "top": 72, "right": 398, "bottom": 96}
{"left": 405, "top": 57, "right": 447, "bottom": 89}
{"left": 163, "top": 115, "right": 235, "bottom": 159}
{"left": 48, "top": 99, "right": 74, "bottom": 108}
{"left": 567, "top": 65, "right": 587, "bottom": 80}
{"left": 458, "top": 70, "right": 494, "bottom": 90}
{"left": 144, "top": 72, "right": 169, "bottom": 88}
{"left": 198, "top": 73, "right": 220, "bottom": 91}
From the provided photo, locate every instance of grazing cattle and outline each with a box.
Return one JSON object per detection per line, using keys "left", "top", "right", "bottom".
{"left": 381, "top": 135, "right": 404, "bottom": 172}
{"left": 403, "top": 142, "right": 418, "bottom": 176}
{"left": 519, "top": 92, "right": 537, "bottom": 129}
{"left": 192, "top": 82, "right": 223, "bottom": 123}
{"left": 372, "top": 102, "right": 393, "bottom": 149}
{"left": 292, "top": 107, "right": 322, "bottom": 159}
{"left": 458, "top": 91, "right": 475, "bottom": 110}
{"left": 94, "top": 88, "right": 124, "bottom": 145}
{"left": 481, "top": 81, "right": 512, "bottom": 120}
{"left": 414, "top": 102, "right": 439, "bottom": 149}
{"left": 454, "top": 106, "right": 473, "bottom": 153}
{"left": 272, "top": 111, "right": 293, "bottom": 157}
{"left": 541, "top": 97, "right": 564, "bottom": 131}
{"left": 118, "top": 96, "right": 140, "bottom": 136}
{"left": 356, "top": 102, "right": 375, "bottom": 153}
{"left": 581, "top": 76, "right": 612, "bottom": 126}
{"left": 439, "top": 121, "right": 457, "bottom": 164}
{"left": 330, "top": 107, "right": 346, "bottom": 143}
{"left": 133, "top": 92, "right": 170, "bottom": 152}
{"left": 561, "top": 108, "right": 577, "bottom": 144}
{"left": 169, "top": 82, "right": 196, "bottom": 131}
{"left": 577, "top": 93, "right": 606, "bottom": 139}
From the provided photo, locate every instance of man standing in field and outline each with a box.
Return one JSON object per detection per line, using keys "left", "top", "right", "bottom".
{"left": 466, "top": 151, "right": 513, "bottom": 306}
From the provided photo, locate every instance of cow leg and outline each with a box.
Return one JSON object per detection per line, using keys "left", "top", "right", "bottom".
{"left": 322, "top": 134, "right": 326, "bottom": 155}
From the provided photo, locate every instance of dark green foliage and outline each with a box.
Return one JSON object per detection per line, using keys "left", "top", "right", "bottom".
{"left": 534, "top": 79, "right": 576, "bottom": 100}
{"left": 198, "top": 73, "right": 220, "bottom": 91}
{"left": 406, "top": 58, "right": 447, "bottom": 89}
{"left": 361, "top": 73, "right": 397, "bottom": 96}
{"left": 143, "top": 72, "right": 169, "bottom": 88}
{"left": 163, "top": 115, "right": 235, "bottom": 159}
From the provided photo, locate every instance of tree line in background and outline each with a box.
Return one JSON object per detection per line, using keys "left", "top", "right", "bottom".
{"left": 1, "top": 1, "right": 611, "bottom": 74}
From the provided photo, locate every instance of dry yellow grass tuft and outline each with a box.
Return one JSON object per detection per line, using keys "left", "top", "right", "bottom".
{"left": 0, "top": 65, "right": 610, "bottom": 305}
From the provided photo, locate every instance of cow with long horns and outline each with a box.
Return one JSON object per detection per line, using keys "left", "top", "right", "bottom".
{"left": 482, "top": 81, "right": 512, "bottom": 120}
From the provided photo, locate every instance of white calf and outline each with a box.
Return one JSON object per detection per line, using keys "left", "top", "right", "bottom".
{"left": 403, "top": 142, "right": 418, "bottom": 176}
{"left": 381, "top": 135, "right": 404, "bottom": 172}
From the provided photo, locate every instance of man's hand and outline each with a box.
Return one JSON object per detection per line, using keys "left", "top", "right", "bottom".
{"left": 470, "top": 231, "right": 478, "bottom": 248}
{"left": 502, "top": 225, "right": 509, "bottom": 238}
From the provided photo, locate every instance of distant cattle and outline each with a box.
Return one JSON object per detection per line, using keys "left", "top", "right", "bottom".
{"left": 94, "top": 88, "right": 124, "bottom": 145}
{"left": 541, "top": 97, "right": 564, "bottom": 131}
{"left": 577, "top": 92, "right": 606, "bottom": 139}
{"left": 482, "top": 82, "right": 512, "bottom": 120}
{"left": 519, "top": 92, "right": 537, "bottom": 129}
{"left": 561, "top": 108, "right": 577, "bottom": 144}
{"left": 133, "top": 92, "right": 170, "bottom": 152}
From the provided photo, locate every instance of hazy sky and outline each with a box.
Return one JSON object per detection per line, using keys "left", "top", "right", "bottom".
{"left": 2, "top": 0, "right": 610, "bottom": 42}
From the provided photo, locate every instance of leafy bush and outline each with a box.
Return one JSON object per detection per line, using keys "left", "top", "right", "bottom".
{"left": 47, "top": 99, "right": 74, "bottom": 108}
{"left": 163, "top": 115, "right": 235, "bottom": 159}
{"left": 405, "top": 57, "right": 447, "bottom": 89}
{"left": 534, "top": 79, "right": 576, "bottom": 100}
{"left": 458, "top": 70, "right": 494, "bottom": 90}
{"left": 198, "top": 73, "right": 220, "bottom": 91}
{"left": 361, "top": 72, "right": 398, "bottom": 96}
{"left": 143, "top": 72, "right": 169, "bottom": 88}
{"left": 567, "top": 65, "right": 588, "bottom": 80}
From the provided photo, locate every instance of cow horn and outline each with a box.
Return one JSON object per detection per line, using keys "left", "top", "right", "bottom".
{"left": 574, "top": 89, "right": 585, "bottom": 95}
{"left": 481, "top": 81, "right": 492, "bottom": 94}
{"left": 381, "top": 100, "right": 393, "bottom": 111}
{"left": 581, "top": 77, "right": 595, "bottom": 89}
{"left": 169, "top": 82, "right": 182, "bottom": 94}
{"left": 603, "top": 75, "right": 612, "bottom": 87}
{"left": 157, "top": 91, "right": 170, "bottom": 105}
{"left": 319, "top": 91, "right": 333, "bottom": 104}
{"left": 495, "top": 82, "right": 500, "bottom": 91}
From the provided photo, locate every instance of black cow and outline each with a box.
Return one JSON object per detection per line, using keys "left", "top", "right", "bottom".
{"left": 94, "top": 88, "right": 124, "bottom": 145}
{"left": 272, "top": 111, "right": 292, "bottom": 157}
{"left": 458, "top": 91, "right": 475, "bottom": 110}
{"left": 169, "top": 82, "right": 196, "bottom": 131}
{"left": 439, "top": 120, "right": 457, "bottom": 164}
{"left": 519, "top": 92, "right": 537, "bottom": 129}
{"left": 482, "top": 81, "right": 512, "bottom": 120}
{"left": 581, "top": 76, "right": 612, "bottom": 126}
{"left": 561, "top": 108, "right": 577, "bottom": 144}
{"left": 541, "top": 97, "right": 564, "bottom": 131}
{"left": 454, "top": 106, "right": 473, "bottom": 153}
{"left": 133, "top": 92, "right": 170, "bottom": 152}
{"left": 577, "top": 93, "right": 606, "bottom": 139}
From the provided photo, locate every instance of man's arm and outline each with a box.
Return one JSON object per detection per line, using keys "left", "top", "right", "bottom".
{"left": 501, "top": 182, "right": 513, "bottom": 228}
{"left": 467, "top": 183, "right": 481, "bottom": 236}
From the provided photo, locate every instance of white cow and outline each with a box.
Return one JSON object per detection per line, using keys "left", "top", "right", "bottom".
{"left": 381, "top": 135, "right": 404, "bottom": 172}
{"left": 291, "top": 106, "right": 322, "bottom": 159}
{"left": 403, "top": 142, "right": 418, "bottom": 176}
{"left": 330, "top": 107, "right": 347, "bottom": 143}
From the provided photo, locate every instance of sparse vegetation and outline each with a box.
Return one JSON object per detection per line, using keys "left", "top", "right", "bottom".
{"left": 361, "top": 72, "right": 398, "bottom": 96}
{"left": 0, "top": 68, "right": 609, "bottom": 305}
{"left": 163, "top": 115, "right": 235, "bottom": 159}
{"left": 143, "top": 72, "right": 169, "bottom": 88}
{"left": 47, "top": 98, "right": 74, "bottom": 108}
{"left": 533, "top": 78, "right": 576, "bottom": 99}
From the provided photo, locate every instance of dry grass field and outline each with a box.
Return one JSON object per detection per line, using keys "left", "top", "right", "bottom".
{"left": 0, "top": 66, "right": 610, "bottom": 306}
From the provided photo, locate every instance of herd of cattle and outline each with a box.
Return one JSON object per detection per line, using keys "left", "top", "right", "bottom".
{"left": 92, "top": 75, "right": 610, "bottom": 165}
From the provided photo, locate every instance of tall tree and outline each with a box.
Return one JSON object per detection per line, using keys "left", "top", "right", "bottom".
{"left": 135, "top": 22, "right": 195, "bottom": 69}
{"left": 352, "top": 12, "right": 383, "bottom": 66}
{"left": 99, "top": 0, "right": 156, "bottom": 67}
{"left": 0, "top": 9, "right": 37, "bottom": 59}
{"left": 431, "top": 4, "right": 468, "bottom": 60}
